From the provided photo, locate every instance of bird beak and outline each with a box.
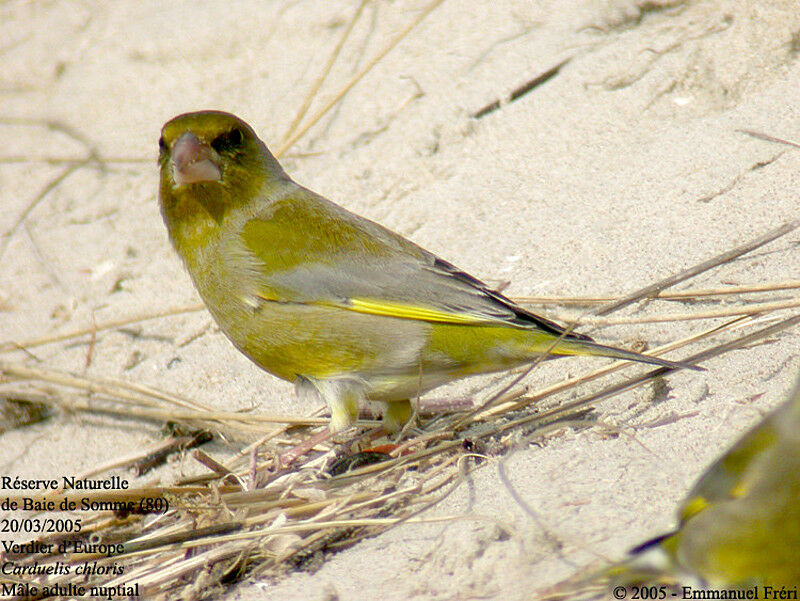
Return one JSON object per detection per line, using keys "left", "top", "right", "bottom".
{"left": 171, "top": 132, "right": 222, "bottom": 185}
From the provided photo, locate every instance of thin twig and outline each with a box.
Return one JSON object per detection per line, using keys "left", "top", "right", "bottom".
{"left": 275, "top": 0, "right": 444, "bottom": 157}
{"left": 0, "top": 303, "right": 205, "bottom": 354}
{"left": 556, "top": 297, "right": 800, "bottom": 325}
{"left": 738, "top": 129, "right": 800, "bottom": 149}
{"left": 514, "top": 279, "right": 800, "bottom": 305}
{"left": 1, "top": 162, "right": 88, "bottom": 258}
{"left": 595, "top": 220, "right": 798, "bottom": 316}
{"left": 280, "top": 0, "right": 369, "bottom": 144}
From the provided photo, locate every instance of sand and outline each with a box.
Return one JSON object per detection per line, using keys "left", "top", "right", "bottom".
{"left": 1, "top": 0, "right": 799, "bottom": 599}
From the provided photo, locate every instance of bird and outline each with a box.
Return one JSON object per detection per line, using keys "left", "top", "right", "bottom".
{"left": 540, "top": 371, "right": 800, "bottom": 601}
{"left": 157, "top": 110, "right": 699, "bottom": 432}
{"left": 608, "top": 370, "right": 800, "bottom": 590}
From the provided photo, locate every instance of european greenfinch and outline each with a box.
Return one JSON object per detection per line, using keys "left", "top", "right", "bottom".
{"left": 608, "top": 371, "right": 800, "bottom": 590}
{"left": 157, "top": 110, "right": 698, "bottom": 432}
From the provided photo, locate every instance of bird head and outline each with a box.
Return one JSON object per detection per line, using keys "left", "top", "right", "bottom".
{"left": 158, "top": 111, "right": 285, "bottom": 232}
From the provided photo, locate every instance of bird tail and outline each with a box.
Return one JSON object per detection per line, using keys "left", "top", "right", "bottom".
{"left": 550, "top": 338, "right": 703, "bottom": 371}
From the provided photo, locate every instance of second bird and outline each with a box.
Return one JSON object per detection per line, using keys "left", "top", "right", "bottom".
{"left": 157, "top": 111, "right": 697, "bottom": 432}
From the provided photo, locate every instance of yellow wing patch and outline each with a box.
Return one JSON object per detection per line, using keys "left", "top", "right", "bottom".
{"left": 252, "top": 290, "right": 497, "bottom": 325}
{"left": 338, "top": 298, "right": 487, "bottom": 325}
{"left": 679, "top": 496, "right": 710, "bottom": 523}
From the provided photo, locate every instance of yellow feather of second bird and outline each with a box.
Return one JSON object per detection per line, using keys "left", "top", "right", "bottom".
{"left": 605, "top": 373, "right": 800, "bottom": 591}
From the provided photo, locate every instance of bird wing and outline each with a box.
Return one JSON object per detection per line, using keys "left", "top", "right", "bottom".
{"left": 239, "top": 187, "right": 589, "bottom": 341}
{"left": 678, "top": 377, "right": 800, "bottom": 522}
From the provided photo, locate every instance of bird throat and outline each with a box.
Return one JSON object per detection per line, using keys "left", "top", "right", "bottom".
{"left": 162, "top": 186, "right": 228, "bottom": 263}
{"left": 189, "top": 185, "right": 227, "bottom": 225}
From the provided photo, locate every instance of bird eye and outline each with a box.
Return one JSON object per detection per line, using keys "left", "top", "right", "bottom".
{"left": 211, "top": 128, "right": 244, "bottom": 153}
{"left": 158, "top": 136, "right": 166, "bottom": 153}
